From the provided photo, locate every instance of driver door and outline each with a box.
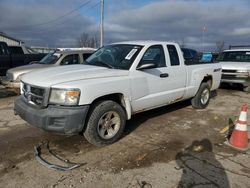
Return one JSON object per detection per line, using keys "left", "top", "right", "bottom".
{"left": 131, "top": 45, "right": 173, "bottom": 111}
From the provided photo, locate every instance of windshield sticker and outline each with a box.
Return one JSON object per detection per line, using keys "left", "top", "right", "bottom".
{"left": 246, "top": 52, "right": 250, "bottom": 55}
{"left": 125, "top": 48, "right": 138, "bottom": 60}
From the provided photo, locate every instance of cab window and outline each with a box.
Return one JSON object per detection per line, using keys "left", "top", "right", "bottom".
{"left": 167, "top": 45, "right": 180, "bottom": 66}
{"left": 82, "top": 53, "right": 93, "bottom": 61}
{"left": 138, "top": 45, "right": 166, "bottom": 68}
{"left": 61, "top": 54, "right": 79, "bottom": 65}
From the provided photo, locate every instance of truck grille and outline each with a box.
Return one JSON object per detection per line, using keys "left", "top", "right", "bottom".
{"left": 222, "top": 69, "right": 237, "bottom": 73}
{"left": 22, "top": 82, "right": 49, "bottom": 107}
{"left": 221, "top": 75, "right": 237, "bottom": 79}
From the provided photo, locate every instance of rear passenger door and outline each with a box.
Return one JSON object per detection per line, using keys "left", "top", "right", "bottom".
{"left": 164, "top": 44, "right": 186, "bottom": 99}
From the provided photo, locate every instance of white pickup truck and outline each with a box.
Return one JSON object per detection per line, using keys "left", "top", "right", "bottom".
{"left": 14, "top": 41, "right": 222, "bottom": 146}
{"left": 218, "top": 48, "right": 250, "bottom": 92}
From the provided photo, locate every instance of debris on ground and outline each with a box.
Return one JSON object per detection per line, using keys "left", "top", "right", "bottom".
{"left": 34, "top": 141, "right": 86, "bottom": 172}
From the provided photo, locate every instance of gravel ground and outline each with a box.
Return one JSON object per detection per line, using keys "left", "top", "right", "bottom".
{"left": 0, "top": 87, "right": 249, "bottom": 188}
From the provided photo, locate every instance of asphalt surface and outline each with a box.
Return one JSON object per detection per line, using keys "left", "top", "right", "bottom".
{"left": 0, "top": 86, "right": 249, "bottom": 188}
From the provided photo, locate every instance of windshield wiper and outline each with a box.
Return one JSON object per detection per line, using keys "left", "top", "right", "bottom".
{"left": 88, "top": 61, "right": 115, "bottom": 69}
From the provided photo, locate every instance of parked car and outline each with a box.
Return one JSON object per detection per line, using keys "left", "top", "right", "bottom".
{"left": 181, "top": 48, "right": 216, "bottom": 65}
{"left": 0, "top": 41, "right": 47, "bottom": 76}
{"left": 218, "top": 48, "right": 250, "bottom": 92}
{"left": 1, "top": 48, "right": 96, "bottom": 89}
{"left": 14, "top": 41, "right": 222, "bottom": 146}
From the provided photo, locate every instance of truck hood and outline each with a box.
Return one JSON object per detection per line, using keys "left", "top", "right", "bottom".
{"left": 8, "top": 64, "right": 51, "bottom": 80}
{"left": 21, "top": 65, "right": 129, "bottom": 87}
{"left": 219, "top": 61, "right": 250, "bottom": 70}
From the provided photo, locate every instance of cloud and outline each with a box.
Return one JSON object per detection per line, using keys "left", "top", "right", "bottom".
{"left": 105, "top": 0, "right": 250, "bottom": 51}
{"left": 0, "top": 0, "right": 98, "bottom": 47}
{"left": 230, "top": 27, "right": 250, "bottom": 36}
{"left": 1, "top": 0, "right": 250, "bottom": 51}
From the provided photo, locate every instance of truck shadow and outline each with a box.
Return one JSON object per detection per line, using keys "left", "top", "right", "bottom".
{"left": 123, "top": 99, "right": 191, "bottom": 136}
{"left": 175, "top": 138, "right": 229, "bottom": 187}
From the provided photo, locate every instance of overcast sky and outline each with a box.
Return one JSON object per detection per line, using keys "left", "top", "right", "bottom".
{"left": 0, "top": 0, "right": 250, "bottom": 51}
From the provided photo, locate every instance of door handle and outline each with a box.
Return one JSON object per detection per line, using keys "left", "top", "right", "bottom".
{"left": 160, "top": 73, "right": 169, "bottom": 78}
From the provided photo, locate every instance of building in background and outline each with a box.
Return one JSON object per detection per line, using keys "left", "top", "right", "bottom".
{"left": 0, "top": 31, "right": 24, "bottom": 46}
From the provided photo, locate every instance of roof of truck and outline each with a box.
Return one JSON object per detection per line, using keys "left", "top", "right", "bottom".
{"left": 55, "top": 48, "right": 96, "bottom": 54}
{"left": 56, "top": 47, "right": 96, "bottom": 51}
{"left": 112, "top": 40, "right": 178, "bottom": 46}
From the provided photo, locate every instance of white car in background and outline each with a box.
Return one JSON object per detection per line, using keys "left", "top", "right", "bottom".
{"left": 219, "top": 48, "right": 250, "bottom": 92}
{"left": 2, "top": 48, "right": 96, "bottom": 89}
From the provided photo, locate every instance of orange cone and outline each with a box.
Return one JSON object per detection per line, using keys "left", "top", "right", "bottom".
{"left": 226, "top": 104, "right": 249, "bottom": 151}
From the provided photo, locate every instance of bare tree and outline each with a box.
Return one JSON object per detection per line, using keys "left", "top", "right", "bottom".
{"left": 215, "top": 41, "right": 225, "bottom": 53}
{"left": 77, "top": 32, "right": 98, "bottom": 48}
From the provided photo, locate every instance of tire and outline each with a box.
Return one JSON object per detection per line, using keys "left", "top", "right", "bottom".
{"left": 84, "top": 100, "right": 126, "bottom": 146}
{"left": 243, "top": 86, "right": 250, "bottom": 93}
{"left": 191, "top": 82, "right": 210, "bottom": 109}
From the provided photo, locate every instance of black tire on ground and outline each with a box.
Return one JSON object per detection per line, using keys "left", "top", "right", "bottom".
{"left": 83, "top": 100, "right": 126, "bottom": 146}
{"left": 191, "top": 82, "right": 210, "bottom": 109}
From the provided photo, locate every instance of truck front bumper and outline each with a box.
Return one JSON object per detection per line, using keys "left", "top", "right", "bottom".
{"left": 14, "top": 96, "right": 89, "bottom": 135}
{"left": 221, "top": 74, "right": 250, "bottom": 86}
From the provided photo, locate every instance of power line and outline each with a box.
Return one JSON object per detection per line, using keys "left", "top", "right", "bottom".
{"left": 22, "top": 0, "right": 93, "bottom": 28}
{"left": 8, "top": 0, "right": 100, "bottom": 34}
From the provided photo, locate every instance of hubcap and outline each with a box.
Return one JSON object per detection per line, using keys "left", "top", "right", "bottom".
{"left": 201, "top": 89, "right": 209, "bottom": 105}
{"left": 97, "top": 111, "right": 121, "bottom": 139}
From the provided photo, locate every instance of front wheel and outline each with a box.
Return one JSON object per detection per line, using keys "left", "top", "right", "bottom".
{"left": 191, "top": 82, "right": 210, "bottom": 109}
{"left": 84, "top": 100, "right": 126, "bottom": 146}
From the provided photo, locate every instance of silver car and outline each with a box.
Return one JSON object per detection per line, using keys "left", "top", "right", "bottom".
{"left": 1, "top": 48, "right": 96, "bottom": 89}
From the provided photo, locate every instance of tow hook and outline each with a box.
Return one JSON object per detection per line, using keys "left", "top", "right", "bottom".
{"left": 34, "top": 141, "right": 85, "bottom": 172}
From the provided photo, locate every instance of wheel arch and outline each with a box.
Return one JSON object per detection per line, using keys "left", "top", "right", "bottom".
{"left": 201, "top": 75, "right": 213, "bottom": 88}
{"left": 90, "top": 93, "right": 131, "bottom": 120}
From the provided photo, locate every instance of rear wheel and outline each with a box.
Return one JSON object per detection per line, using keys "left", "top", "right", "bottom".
{"left": 84, "top": 100, "right": 126, "bottom": 146}
{"left": 191, "top": 82, "right": 210, "bottom": 109}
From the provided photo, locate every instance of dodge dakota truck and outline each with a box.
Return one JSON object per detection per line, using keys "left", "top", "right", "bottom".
{"left": 218, "top": 48, "right": 250, "bottom": 92}
{"left": 14, "top": 41, "right": 222, "bottom": 146}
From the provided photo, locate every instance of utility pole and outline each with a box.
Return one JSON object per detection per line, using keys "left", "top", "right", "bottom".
{"left": 100, "top": 0, "right": 104, "bottom": 47}
{"left": 201, "top": 26, "right": 207, "bottom": 52}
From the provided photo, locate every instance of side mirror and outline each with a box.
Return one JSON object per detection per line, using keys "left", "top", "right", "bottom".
{"left": 137, "top": 62, "right": 156, "bottom": 70}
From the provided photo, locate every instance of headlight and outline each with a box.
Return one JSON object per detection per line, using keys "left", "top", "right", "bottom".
{"left": 236, "top": 70, "right": 250, "bottom": 77}
{"left": 49, "top": 88, "right": 80, "bottom": 105}
{"left": 20, "top": 82, "right": 24, "bottom": 94}
{"left": 237, "top": 70, "right": 248, "bottom": 73}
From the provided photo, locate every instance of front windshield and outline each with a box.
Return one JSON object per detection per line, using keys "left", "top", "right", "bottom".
{"left": 38, "top": 52, "right": 62, "bottom": 64}
{"left": 218, "top": 51, "right": 250, "bottom": 62}
{"left": 85, "top": 44, "right": 143, "bottom": 70}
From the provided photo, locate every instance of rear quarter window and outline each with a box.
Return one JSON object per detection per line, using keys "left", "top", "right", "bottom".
{"left": 167, "top": 45, "right": 180, "bottom": 66}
